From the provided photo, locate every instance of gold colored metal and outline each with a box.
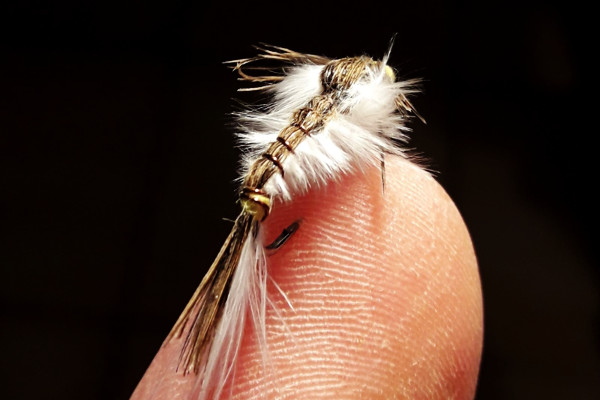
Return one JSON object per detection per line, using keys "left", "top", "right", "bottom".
{"left": 240, "top": 188, "right": 271, "bottom": 221}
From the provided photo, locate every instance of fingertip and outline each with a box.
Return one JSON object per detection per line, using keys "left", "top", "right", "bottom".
{"left": 132, "top": 158, "right": 483, "bottom": 400}
{"left": 254, "top": 157, "right": 482, "bottom": 399}
{"left": 131, "top": 337, "right": 198, "bottom": 400}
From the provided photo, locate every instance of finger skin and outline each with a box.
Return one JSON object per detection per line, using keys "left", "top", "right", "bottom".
{"left": 131, "top": 157, "right": 483, "bottom": 399}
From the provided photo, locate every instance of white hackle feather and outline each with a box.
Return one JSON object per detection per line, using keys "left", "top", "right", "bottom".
{"left": 236, "top": 58, "right": 418, "bottom": 201}
{"left": 168, "top": 43, "right": 421, "bottom": 400}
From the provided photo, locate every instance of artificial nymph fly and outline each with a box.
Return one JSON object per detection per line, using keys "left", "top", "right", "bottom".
{"left": 165, "top": 44, "right": 421, "bottom": 399}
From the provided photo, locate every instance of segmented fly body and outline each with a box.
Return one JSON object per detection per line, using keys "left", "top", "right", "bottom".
{"left": 165, "top": 44, "right": 421, "bottom": 399}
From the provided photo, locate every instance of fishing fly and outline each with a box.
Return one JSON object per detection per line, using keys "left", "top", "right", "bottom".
{"left": 165, "top": 44, "right": 422, "bottom": 399}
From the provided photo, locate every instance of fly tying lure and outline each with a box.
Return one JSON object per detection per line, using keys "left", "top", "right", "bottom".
{"left": 165, "top": 44, "right": 422, "bottom": 399}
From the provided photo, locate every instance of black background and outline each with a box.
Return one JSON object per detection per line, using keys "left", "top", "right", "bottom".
{"left": 2, "top": 1, "right": 598, "bottom": 399}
